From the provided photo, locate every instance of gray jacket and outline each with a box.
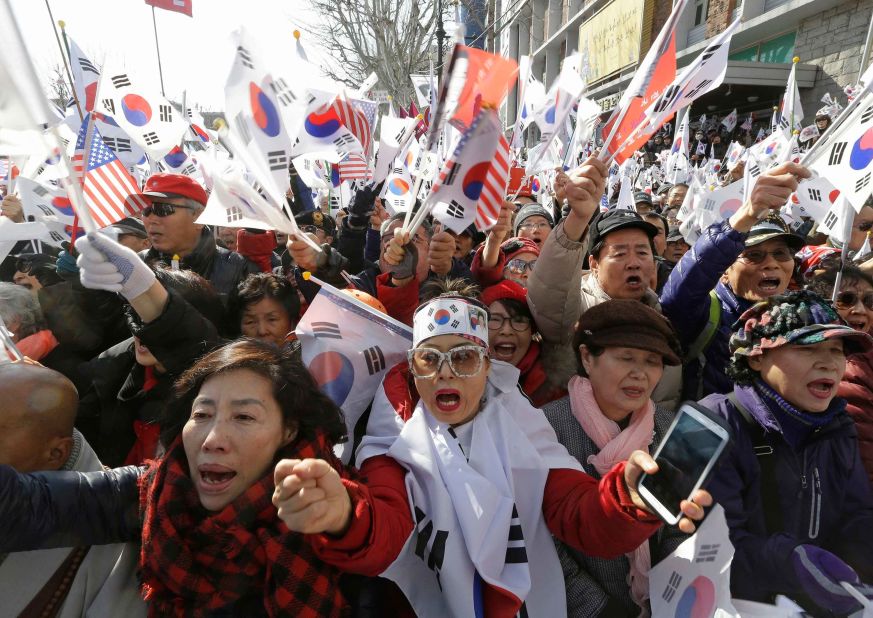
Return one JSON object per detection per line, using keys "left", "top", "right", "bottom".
{"left": 543, "top": 397, "right": 685, "bottom": 617}
{"left": 527, "top": 220, "right": 681, "bottom": 410}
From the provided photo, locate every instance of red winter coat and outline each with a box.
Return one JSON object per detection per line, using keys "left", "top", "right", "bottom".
{"left": 308, "top": 365, "right": 661, "bottom": 617}
{"left": 839, "top": 348, "right": 873, "bottom": 486}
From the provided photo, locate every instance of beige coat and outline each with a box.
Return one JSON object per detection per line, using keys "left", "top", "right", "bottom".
{"left": 527, "top": 220, "right": 682, "bottom": 410}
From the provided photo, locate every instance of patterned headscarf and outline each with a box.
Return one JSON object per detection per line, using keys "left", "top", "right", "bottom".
{"left": 730, "top": 290, "right": 872, "bottom": 361}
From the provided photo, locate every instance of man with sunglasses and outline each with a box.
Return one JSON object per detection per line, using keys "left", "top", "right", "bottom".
{"left": 660, "top": 160, "right": 811, "bottom": 399}
{"left": 139, "top": 174, "right": 259, "bottom": 304}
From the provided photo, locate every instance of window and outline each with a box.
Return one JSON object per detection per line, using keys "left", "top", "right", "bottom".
{"left": 693, "top": 0, "right": 709, "bottom": 26}
{"left": 728, "top": 31, "right": 796, "bottom": 63}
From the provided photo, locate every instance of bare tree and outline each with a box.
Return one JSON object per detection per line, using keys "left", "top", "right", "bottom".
{"left": 307, "top": 0, "right": 439, "bottom": 106}
{"left": 46, "top": 63, "right": 71, "bottom": 109}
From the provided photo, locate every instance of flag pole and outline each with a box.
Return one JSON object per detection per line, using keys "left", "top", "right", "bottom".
{"left": 43, "top": 1, "right": 81, "bottom": 121}
{"left": 151, "top": 6, "right": 166, "bottom": 97}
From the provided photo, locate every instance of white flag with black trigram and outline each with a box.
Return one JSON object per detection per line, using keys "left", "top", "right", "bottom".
{"left": 94, "top": 58, "right": 188, "bottom": 158}
{"left": 356, "top": 361, "right": 581, "bottom": 618}
{"left": 805, "top": 89, "right": 873, "bottom": 213}
{"left": 649, "top": 505, "right": 738, "bottom": 617}
{"left": 295, "top": 283, "right": 412, "bottom": 464}
{"left": 357, "top": 362, "right": 582, "bottom": 618}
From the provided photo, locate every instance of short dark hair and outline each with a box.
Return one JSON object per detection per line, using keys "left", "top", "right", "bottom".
{"left": 233, "top": 272, "right": 301, "bottom": 330}
{"left": 161, "top": 339, "right": 347, "bottom": 448}
{"left": 420, "top": 277, "right": 481, "bottom": 303}
{"left": 571, "top": 333, "right": 605, "bottom": 378}
{"left": 491, "top": 297, "right": 535, "bottom": 331}
{"left": 643, "top": 212, "right": 668, "bottom": 235}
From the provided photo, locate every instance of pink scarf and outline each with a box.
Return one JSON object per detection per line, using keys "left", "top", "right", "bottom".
{"left": 568, "top": 375, "right": 655, "bottom": 615}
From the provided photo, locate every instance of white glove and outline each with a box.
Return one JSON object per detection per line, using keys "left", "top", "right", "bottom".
{"left": 75, "top": 231, "right": 156, "bottom": 300}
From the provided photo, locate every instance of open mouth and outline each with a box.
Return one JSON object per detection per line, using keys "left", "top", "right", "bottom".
{"left": 492, "top": 343, "right": 517, "bottom": 361}
{"left": 621, "top": 386, "right": 645, "bottom": 399}
{"left": 625, "top": 275, "right": 643, "bottom": 288}
{"left": 847, "top": 318, "right": 869, "bottom": 331}
{"left": 435, "top": 389, "right": 461, "bottom": 412}
{"left": 198, "top": 465, "right": 237, "bottom": 491}
{"left": 807, "top": 379, "right": 835, "bottom": 399}
{"left": 757, "top": 276, "right": 781, "bottom": 294}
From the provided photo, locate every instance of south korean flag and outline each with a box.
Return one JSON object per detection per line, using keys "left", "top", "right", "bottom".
{"left": 95, "top": 59, "right": 188, "bottom": 158}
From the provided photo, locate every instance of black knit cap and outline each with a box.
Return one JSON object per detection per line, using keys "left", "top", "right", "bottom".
{"left": 575, "top": 299, "right": 682, "bottom": 365}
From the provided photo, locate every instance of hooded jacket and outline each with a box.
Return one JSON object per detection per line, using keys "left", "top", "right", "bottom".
{"left": 700, "top": 385, "right": 873, "bottom": 604}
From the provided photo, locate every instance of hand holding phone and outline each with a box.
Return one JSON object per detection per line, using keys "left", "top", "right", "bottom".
{"left": 636, "top": 402, "right": 730, "bottom": 526}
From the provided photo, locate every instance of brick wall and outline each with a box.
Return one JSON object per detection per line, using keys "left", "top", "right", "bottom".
{"left": 795, "top": 0, "right": 873, "bottom": 113}
{"left": 706, "top": 0, "right": 736, "bottom": 38}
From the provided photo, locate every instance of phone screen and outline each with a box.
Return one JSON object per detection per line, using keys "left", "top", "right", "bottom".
{"left": 644, "top": 410, "right": 724, "bottom": 518}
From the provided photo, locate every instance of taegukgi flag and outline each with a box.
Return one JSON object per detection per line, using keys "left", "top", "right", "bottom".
{"left": 296, "top": 283, "right": 413, "bottom": 464}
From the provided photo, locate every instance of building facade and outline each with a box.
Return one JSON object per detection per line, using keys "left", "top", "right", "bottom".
{"left": 495, "top": 0, "right": 870, "bottom": 131}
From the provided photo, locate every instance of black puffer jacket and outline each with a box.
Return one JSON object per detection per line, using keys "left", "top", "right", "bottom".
{"left": 77, "top": 289, "right": 222, "bottom": 466}
{"left": 140, "top": 227, "right": 260, "bottom": 304}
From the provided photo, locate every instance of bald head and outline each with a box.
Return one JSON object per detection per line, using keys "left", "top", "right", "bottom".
{"left": 0, "top": 363, "right": 79, "bottom": 472}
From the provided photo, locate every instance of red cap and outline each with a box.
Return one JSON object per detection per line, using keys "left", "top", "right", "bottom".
{"left": 501, "top": 236, "right": 540, "bottom": 262}
{"left": 481, "top": 279, "right": 527, "bottom": 307}
{"left": 142, "top": 174, "right": 209, "bottom": 206}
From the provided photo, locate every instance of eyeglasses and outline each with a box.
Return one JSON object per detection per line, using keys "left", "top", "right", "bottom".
{"left": 407, "top": 345, "right": 488, "bottom": 379}
{"left": 835, "top": 290, "right": 873, "bottom": 310}
{"left": 142, "top": 201, "right": 195, "bottom": 218}
{"left": 487, "top": 314, "right": 531, "bottom": 332}
{"left": 518, "top": 222, "right": 551, "bottom": 232}
{"left": 854, "top": 221, "right": 873, "bottom": 232}
{"left": 505, "top": 258, "right": 536, "bottom": 275}
{"left": 300, "top": 225, "right": 320, "bottom": 235}
{"left": 738, "top": 248, "right": 795, "bottom": 264}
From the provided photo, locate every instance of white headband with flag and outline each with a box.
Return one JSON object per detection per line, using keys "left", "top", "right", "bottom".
{"left": 413, "top": 297, "right": 489, "bottom": 348}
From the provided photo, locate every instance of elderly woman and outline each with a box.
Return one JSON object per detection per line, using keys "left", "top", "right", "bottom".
{"left": 482, "top": 279, "right": 565, "bottom": 407}
{"left": 0, "top": 282, "right": 86, "bottom": 390}
{"left": 806, "top": 265, "right": 873, "bottom": 486}
{"left": 543, "top": 299, "right": 684, "bottom": 617}
{"left": 273, "top": 292, "right": 710, "bottom": 617}
{"left": 702, "top": 290, "right": 873, "bottom": 615}
{"left": 233, "top": 272, "right": 301, "bottom": 349}
{"left": 0, "top": 338, "right": 357, "bottom": 615}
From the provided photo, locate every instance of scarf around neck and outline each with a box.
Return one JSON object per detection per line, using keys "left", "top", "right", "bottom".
{"left": 138, "top": 435, "right": 346, "bottom": 617}
{"left": 15, "top": 329, "right": 59, "bottom": 361}
{"left": 568, "top": 375, "right": 654, "bottom": 614}
{"left": 752, "top": 379, "right": 840, "bottom": 447}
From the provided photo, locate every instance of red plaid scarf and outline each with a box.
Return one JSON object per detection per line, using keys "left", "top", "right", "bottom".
{"left": 139, "top": 434, "right": 348, "bottom": 617}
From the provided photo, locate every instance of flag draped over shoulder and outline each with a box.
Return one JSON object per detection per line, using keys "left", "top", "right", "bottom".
{"left": 296, "top": 284, "right": 413, "bottom": 464}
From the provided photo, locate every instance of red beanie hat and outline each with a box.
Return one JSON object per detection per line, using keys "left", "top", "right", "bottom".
{"left": 481, "top": 279, "right": 528, "bottom": 307}
{"left": 500, "top": 237, "right": 540, "bottom": 263}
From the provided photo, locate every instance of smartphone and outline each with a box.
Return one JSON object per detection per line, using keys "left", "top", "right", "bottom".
{"left": 637, "top": 402, "right": 730, "bottom": 525}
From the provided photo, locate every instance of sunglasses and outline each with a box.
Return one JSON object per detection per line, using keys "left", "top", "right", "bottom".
{"left": 142, "top": 201, "right": 196, "bottom": 218}
{"left": 738, "top": 248, "right": 795, "bottom": 264}
{"left": 505, "top": 258, "right": 536, "bottom": 275}
{"left": 407, "top": 345, "right": 487, "bottom": 379}
{"left": 835, "top": 290, "right": 873, "bottom": 310}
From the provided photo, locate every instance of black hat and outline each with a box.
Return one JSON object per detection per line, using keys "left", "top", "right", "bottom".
{"left": 294, "top": 209, "right": 336, "bottom": 236}
{"left": 588, "top": 209, "right": 659, "bottom": 250}
{"left": 634, "top": 191, "right": 653, "bottom": 205}
{"left": 109, "top": 217, "right": 147, "bottom": 239}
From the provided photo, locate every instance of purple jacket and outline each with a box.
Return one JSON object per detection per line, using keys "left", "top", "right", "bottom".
{"left": 700, "top": 386, "right": 873, "bottom": 604}
{"left": 661, "top": 220, "right": 752, "bottom": 398}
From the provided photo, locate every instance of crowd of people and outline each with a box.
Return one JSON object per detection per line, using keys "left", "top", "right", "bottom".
{"left": 1, "top": 138, "right": 872, "bottom": 617}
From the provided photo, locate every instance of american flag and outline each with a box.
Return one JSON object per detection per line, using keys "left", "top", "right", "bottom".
{"left": 73, "top": 115, "right": 148, "bottom": 228}
{"left": 332, "top": 96, "right": 373, "bottom": 157}
{"left": 337, "top": 153, "right": 372, "bottom": 182}
{"left": 474, "top": 133, "right": 510, "bottom": 231}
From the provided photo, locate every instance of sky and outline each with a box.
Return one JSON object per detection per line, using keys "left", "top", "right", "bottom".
{"left": 10, "top": 0, "right": 329, "bottom": 110}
